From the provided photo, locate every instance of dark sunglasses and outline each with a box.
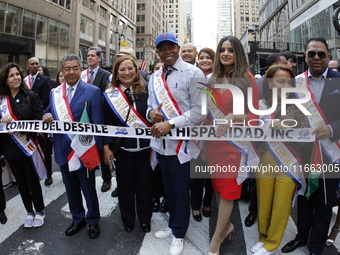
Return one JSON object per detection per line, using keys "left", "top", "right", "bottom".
{"left": 307, "top": 51, "right": 327, "bottom": 59}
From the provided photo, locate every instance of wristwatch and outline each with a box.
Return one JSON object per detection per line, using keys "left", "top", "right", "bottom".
{"left": 168, "top": 119, "right": 175, "bottom": 129}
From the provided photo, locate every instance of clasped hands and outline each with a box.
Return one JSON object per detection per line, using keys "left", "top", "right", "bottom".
{"left": 149, "top": 103, "right": 172, "bottom": 138}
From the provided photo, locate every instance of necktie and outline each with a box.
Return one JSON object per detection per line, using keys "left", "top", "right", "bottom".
{"left": 165, "top": 66, "right": 173, "bottom": 80}
{"left": 89, "top": 70, "right": 94, "bottom": 84}
{"left": 67, "top": 87, "right": 74, "bottom": 103}
{"left": 124, "top": 88, "right": 134, "bottom": 105}
{"left": 30, "top": 76, "right": 35, "bottom": 86}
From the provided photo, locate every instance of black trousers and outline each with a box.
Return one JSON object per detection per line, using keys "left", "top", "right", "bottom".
{"left": 153, "top": 164, "right": 165, "bottom": 199}
{"left": 295, "top": 177, "right": 339, "bottom": 255}
{"left": 100, "top": 150, "right": 112, "bottom": 182}
{"left": 115, "top": 148, "right": 153, "bottom": 226}
{"left": 191, "top": 178, "right": 214, "bottom": 210}
{"left": 43, "top": 134, "right": 53, "bottom": 177}
{"left": 9, "top": 157, "right": 45, "bottom": 213}
{"left": 0, "top": 169, "right": 5, "bottom": 212}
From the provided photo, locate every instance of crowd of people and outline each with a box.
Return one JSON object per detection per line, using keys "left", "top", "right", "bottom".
{"left": 0, "top": 34, "right": 339, "bottom": 255}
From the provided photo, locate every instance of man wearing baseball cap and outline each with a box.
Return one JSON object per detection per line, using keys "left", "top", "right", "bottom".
{"left": 147, "top": 32, "right": 205, "bottom": 255}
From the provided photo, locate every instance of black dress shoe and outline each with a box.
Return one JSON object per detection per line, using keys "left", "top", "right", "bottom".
{"left": 44, "top": 176, "right": 53, "bottom": 186}
{"left": 202, "top": 207, "right": 211, "bottom": 217}
{"left": 192, "top": 211, "right": 202, "bottom": 222}
{"left": 0, "top": 212, "right": 7, "bottom": 224}
{"left": 65, "top": 220, "right": 87, "bottom": 236}
{"left": 101, "top": 180, "right": 111, "bottom": 192}
{"left": 160, "top": 199, "right": 167, "bottom": 213}
{"left": 245, "top": 211, "right": 257, "bottom": 227}
{"left": 141, "top": 223, "right": 151, "bottom": 233}
{"left": 111, "top": 187, "right": 118, "bottom": 197}
{"left": 124, "top": 224, "right": 134, "bottom": 233}
{"left": 153, "top": 199, "right": 160, "bottom": 212}
{"left": 88, "top": 224, "right": 100, "bottom": 239}
{"left": 281, "top": 240, "right": 306, "bottom": 253}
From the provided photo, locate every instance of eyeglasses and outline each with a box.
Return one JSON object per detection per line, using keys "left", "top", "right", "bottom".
{"left": 307, "top": 51, "right": 327, "bottom": 59}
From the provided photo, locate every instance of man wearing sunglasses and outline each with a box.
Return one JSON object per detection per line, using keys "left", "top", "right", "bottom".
{"left": 282, "top": 37, "right": 340, "bottom": 255}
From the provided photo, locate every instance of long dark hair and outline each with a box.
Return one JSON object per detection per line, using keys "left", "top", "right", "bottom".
{"left": 210, "top": 36, "right": 252, "bottom": 95}
{"left": 0, "top": 62, "right": 29, "bottom": 97}
{"left": 40, "top": 66, "right": 50, "bottom": 78}
{"left": 262, "top": 65, "right": 296, "bottom": 107}
{"left": 109, "top": 55, "right": 145, "bottom": 97}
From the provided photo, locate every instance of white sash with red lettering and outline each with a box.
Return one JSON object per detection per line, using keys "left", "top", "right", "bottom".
{"left": 80, "top": 69, "right": 91, "bottom": 84}
{"left": 104, "top": 87, "right": 151, "bottom": 128}
{"left": 259, "top": 100, "right": 306, "bottom": 202}
{"left": 151, "top": 67, "right": 200, "bottom": 163}
{"left": 295, "top": 72, "right": 340, "bottom": 163}
{"left": 24, "top": 75, "right": 33, "bottom": 89}
{"left": 208, "top": 96, "right": 260, "bottom": 184}
{"left": 0, "top": 96, "right": 47, "bottom": 179}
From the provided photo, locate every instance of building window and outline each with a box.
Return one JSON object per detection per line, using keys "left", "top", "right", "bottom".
{"left": 241, "top": 16, "right": 244, "bottom": 21}
{"left": 49, "top": 19, "right": 59, "bottom": 44}
{"left": 246, "top": 17, "right": 249, "bottom": 22}
{"left": 245, "top": 10, "right": 249, "bottom": 14}
{"left": 137, "top": 14, "right": 145, "bottom": 22}
{"left": 241, "top": 10, "right": 244, "bottom": 14}
{"left": 59, "top": 23, "right": 69, "bottom": 46}
{"left": 245, "top": 3, "right": 249, "bottom": 7}
{"left": 5, "top": 4, "right": 22, "bottom": 36}
{"left": 80, "top": 15, "right": 94, "bottom": 42}
{"left": 110, "top": 14, "right": 117, "bottom": 24}
{"left": 36, "top": 15, "right": 48, "bottom": 41}
{"left": 98, "top": 24, "right": 106, "bottom": 46}
{"left": 137, "top": 3, "right": 145, "bottom": 10}
{"left": 99, "top": 6, "right": 107, "bottom": 19}
{"left": 82, "top": 0, "right": 94, "bottom": 11}
{"left": 22, "top": 10, "right": 36, "bottom": 38}
{"left": 240, "top": 3, "right": 244, "bottom": 7}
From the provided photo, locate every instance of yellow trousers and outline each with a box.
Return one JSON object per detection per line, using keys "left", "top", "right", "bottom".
{"left": 256, "top": 151, "right": 297, "bottom": 251}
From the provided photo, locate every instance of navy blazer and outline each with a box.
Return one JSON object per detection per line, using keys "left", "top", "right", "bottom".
{"left": 301, "top": 68, "right": 340, "bottom": 165}
{"left": 92, "top": 67, "right": 111, "bottom": 93}
{"left": 32, "top": 73, "right": 51, "bottom": 110}
{"left": 103, "top": 85, "right": 150, "bottom": 149}
{"left": 47, "top": 79, "right": 104, "bottom": 167}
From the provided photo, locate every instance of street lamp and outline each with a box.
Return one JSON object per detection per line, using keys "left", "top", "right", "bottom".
{"left": 115, "top": 28, "right": 125, "bottom": 50}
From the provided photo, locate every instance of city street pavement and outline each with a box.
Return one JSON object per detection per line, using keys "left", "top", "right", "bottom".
{"left": 0, "top": 169, "right": 339, "bottom": 255}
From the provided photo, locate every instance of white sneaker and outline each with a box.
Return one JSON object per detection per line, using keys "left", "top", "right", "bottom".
{"left": 251, "top": 241, "right": 264, "bottom": 253}
{"left": 169, "top": 236, "right": 183, "bottom": 255}
{"left": 254, "top": 247, "right": 276, "bottom": 255}
{"left": 24, "top": 213, "right": 35, "bottom": 228}
{"left": 154, "top": 227, "right": 172, "bottom": 239}
{"left": 33, "top": 212, "right": 45, "bottom": 228}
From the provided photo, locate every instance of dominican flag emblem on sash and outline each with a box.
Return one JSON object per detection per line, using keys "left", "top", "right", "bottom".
{"left": 69, "top": 104, "right": 100, "bottom": 171}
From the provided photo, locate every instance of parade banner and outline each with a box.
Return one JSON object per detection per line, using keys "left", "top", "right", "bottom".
{"left": 0, "top": 120, "right": 315, "bottom": 142}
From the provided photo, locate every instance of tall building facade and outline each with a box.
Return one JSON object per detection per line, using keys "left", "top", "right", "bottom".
{"left": 136, "top": 0, "right": 166, "bottom": 71}
{"left": 217, "top": 0, "right": 233, "bottom": 41}
{"left": 0, "top": 0, "right": 136, "bottom": 77}
{"left": 234, "top": 0, "right": 260, "bottom": 39}
{"left": 289, "top": 0, "right": 340, "bottom": 58}
{"left": 165, "top": 0, "right": 190, "bottom": 46}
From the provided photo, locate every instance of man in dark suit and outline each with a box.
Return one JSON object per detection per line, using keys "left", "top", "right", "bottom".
{"left": 81, "top": 46, "right": 112, "bottom": 193}
{"left": 282, "top": 37, "right": 340, "bottom": 255}
{"left": 43, "top": 54, "right": 103, "bottom": 239}
{"left": 24, "top": 57, "right": 53, "bottom": 186}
